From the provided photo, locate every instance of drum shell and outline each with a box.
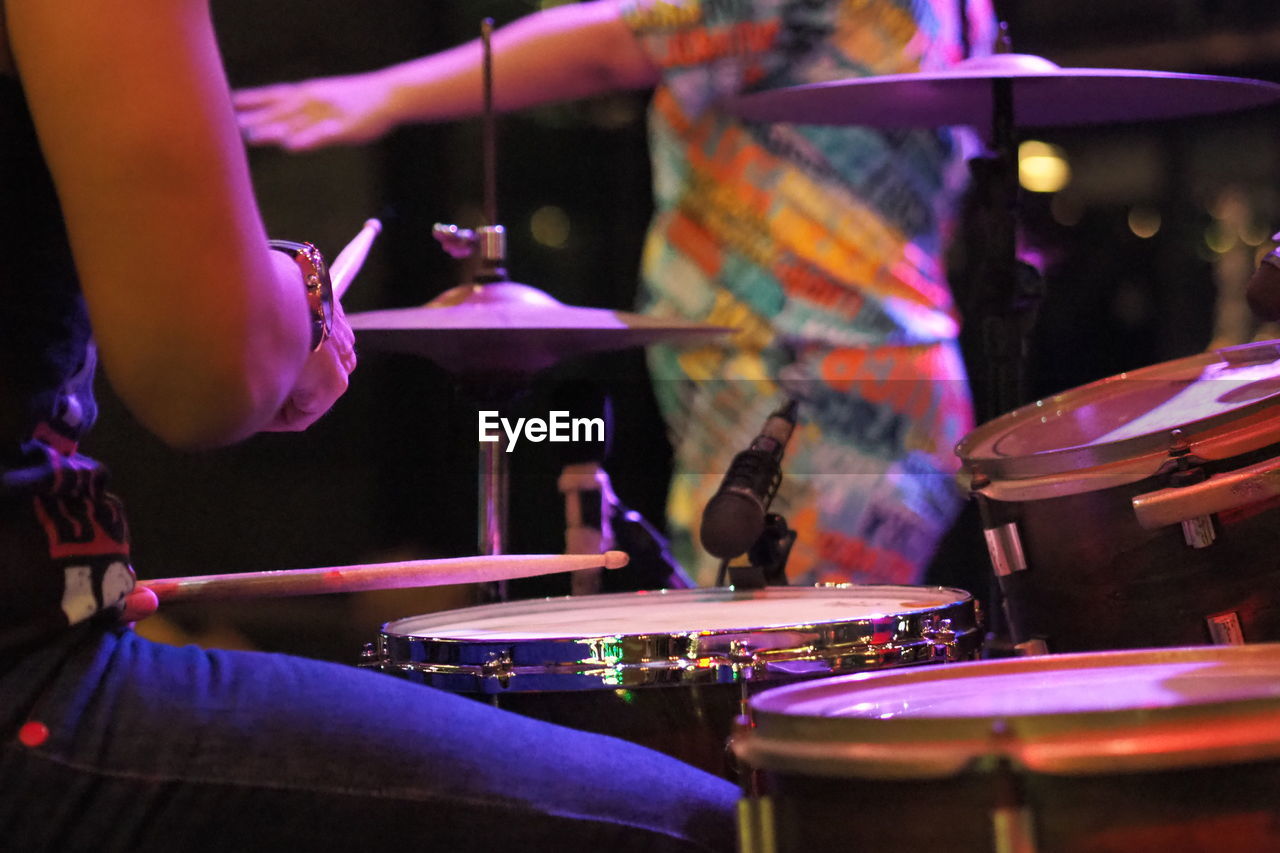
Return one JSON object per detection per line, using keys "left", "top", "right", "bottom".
{"left": 376, "top": 586, "right": 981, "bottom": 779}
{"left": 981, "top": 440, "right": 1280, "bottom": 652}
{"left": 387, "top": 670, "right": 767, "bottom": 778}
{"left": 748, "top": 758, "right": 1280, "bottom": 852}
{"left": 734, "top": 645, "right": 1280, "bottom": 852}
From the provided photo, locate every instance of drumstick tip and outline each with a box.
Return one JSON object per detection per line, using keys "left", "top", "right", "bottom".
{"left": 603, "top": 550, "right": 630, "bottom": 570}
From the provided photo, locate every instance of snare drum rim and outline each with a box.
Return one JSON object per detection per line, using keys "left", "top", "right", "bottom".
{"left": 958, "top": 346, "right": 1280, "bottom": 497}
{"left": 736, "top": 643, "right": 1280, "bottom": 779}
{"left": 377, "top": 586, "right": 981, "bottom": 693}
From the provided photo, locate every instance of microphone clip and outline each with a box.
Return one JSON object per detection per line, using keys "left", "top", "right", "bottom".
{"left": 722, "top": 512, "right": 797, "bottom": 589}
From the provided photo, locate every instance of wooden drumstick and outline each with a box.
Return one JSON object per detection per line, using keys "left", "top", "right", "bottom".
{"left": 140, "top": 550, "right": 629, "bottom": 604}
{"left": 330, "top": 217, "right": 382, "bottom": 300}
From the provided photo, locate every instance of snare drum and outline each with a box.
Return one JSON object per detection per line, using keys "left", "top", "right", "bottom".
{"left": 735, "top": 644, "right": 1280, "bottom": 852}
{"left": 375, "top": 585, "right": 979, "bottom": 777}
{"left": 959, "top": 340, "right": 1280, "bottom": 653}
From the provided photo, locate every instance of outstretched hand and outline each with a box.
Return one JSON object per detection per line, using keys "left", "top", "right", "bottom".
{"left": 233, "top": 75, "right": 394, "bottom": 151}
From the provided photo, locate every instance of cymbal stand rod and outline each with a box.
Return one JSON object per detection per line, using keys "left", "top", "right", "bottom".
{"left": 478, "top": 433, "right": 510, "bottom": 559}
{"left": 976, "top": 76, "right": 1034, "bottom": 423}
{"left": 481, "top": 18, "right": 498, "bottom": 227}
{"left": 973, "top": 77, "right": 1041, "bottom": 653}
{"left": 474, "top": 18, "right": 511, "bottom": 601}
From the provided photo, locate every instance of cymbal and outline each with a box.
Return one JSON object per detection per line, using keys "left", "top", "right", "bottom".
{"left": 349, "top": 281, "right": 732, "bottom": 375}
{"left": 729, "top": 54, "right": 1280, "bottom": 129}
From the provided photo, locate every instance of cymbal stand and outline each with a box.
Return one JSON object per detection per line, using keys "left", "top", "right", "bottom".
{"left": 435, "top": 18, "right": 521, "bottom": 595}
{"left": 961, "top": 75, "right": 1045, "bottom": 653}
{"left": 433, "top": 224, "right": 518, "bottom": 565}
{"left": 965, "top": 77, "right": 1046, "bottom": 424}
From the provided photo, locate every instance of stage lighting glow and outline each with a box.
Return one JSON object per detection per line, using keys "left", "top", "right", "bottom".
{"left": 531, "top": 205, "right": 571, "bottom": 248}
{"left": 1128, "top": 207, "right": 1161, "bottom": 239}
{"left": 1018, "top": 140, "right": 1071, "bottom": 193}
{"left": 1205, "top": 221, "right": 1237, "bottom": 254}
{"left": 1242, "top": 224, "right": 1271, "bottom": 247}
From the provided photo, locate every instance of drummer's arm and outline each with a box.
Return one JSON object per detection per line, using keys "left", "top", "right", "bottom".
{"left": 11, "top": 0, "right": 349, "bottom": 449}
{"left": 234, "top": 1, "right": 659, "bottom": 151}
{"left": 378, "top": 1, "right": 659, "bottom": 118}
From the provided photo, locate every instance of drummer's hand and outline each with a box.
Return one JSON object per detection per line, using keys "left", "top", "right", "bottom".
{"left": 260, "top": 300, "right": 358, "bottom": 432}
{"left": 233, "top": 75, "right": 395, "bottom": 151}
{"left": 119, "top": 585, "right": 159, "bottom": 623}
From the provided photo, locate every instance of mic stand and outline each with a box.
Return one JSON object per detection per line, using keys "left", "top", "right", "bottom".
{"left": 719, "top": 512, "right": 796, "bottom": 589}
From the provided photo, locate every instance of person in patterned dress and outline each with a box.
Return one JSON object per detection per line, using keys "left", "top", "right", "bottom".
{"left": 236, "top": 0, "right": 997, "bottom": 587}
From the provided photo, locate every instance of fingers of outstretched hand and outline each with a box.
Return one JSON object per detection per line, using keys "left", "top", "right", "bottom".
{"left": 233, "top": 85, "right": 320, "bottom": 147}
{"left": 234, "top": 77, "right": 389, "bottom": 150}
{"left": 230, "top": 83, "right": 300, "bottom": 109}
{"left": 280, "top": 120, "right": 345, "bottom": 153}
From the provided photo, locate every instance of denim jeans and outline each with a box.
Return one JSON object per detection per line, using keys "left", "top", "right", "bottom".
{"left": 0, "top": 625, "right": 737, "bottom": 852}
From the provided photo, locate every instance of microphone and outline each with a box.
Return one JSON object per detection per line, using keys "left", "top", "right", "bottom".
{"left": 699, "top": 400, "right": 799, "bottom": 560}
{"left": 1246, "top": 239, "right": 1280, "bottom": 322}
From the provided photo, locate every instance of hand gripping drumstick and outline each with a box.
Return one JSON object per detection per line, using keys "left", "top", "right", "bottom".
{"left": 140, "top": 551, "right": 629, "bottom": 604}
{"left": 329, "top": 218, "right": 383, "bottom": 300}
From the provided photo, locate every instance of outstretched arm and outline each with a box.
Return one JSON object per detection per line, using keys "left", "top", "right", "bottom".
{"left": 234, "top": 0, "right": 660, "bottom": 151}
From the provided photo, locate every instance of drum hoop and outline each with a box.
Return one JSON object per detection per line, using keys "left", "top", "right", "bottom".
{"left": 738, "top": 644, "right": 1280, "bottom": 777}
{"left": 958, "top": 346, "right": 1280, "bottom": 488}
{"left": 971, "top": 409, "right": 1280, "bottom": 501}
{"left": 376, "top": 586, "right": 981, "bottom": 692}
{"left": 734, "top": 706, "right": 1280, "bottom": 779}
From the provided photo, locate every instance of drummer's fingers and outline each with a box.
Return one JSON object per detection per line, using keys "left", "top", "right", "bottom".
{"left": 235, "top": 104, "right": 290, "bottom": 127}
{"left": 239, "top": 119, "right": 291, "bottom": 147}
{"left": 119, "top": 586, "right": 159, "bottom": 624}
{"left": 239, "top": 110, "right": 325, "bottom": 148}
{"left": 231, "top": 83, "right": 298, "bottom": 109}
{"left": 282, "top": 121, "right": 344, "bottom": 153}
{"left": 235, "top": 97, "right": 314, "bottom": 130}
{"left": 328, "top": 306, "right": 357, "bottom": 374}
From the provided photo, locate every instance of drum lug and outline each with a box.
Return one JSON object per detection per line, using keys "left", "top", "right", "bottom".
{"left": 359, "top": 642, "right": 382, "bottom": 669}
{"left": 1179, "top": 515, "right": 1216, "bottom": 549}
{"left": 1206, "top": 611, "right": 1246, "bottom": 645}
{"left": 920, "top": 615, "right": 962, "bottom": 661}
{"left": 728, "top": 640, "right": 761, "bottom": 677}
{"left": 983, "top": 521, "right": 1028, "bottom": 576}
{"left": 481, "top": 650, "right": 516, "bottom": 686}
{"left": 1168, "top": 430, "right": 1217, "bottom": 548}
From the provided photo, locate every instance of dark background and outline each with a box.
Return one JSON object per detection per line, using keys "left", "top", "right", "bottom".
{"left": 96, "top": 1, "right": 1280, "bottom": 659}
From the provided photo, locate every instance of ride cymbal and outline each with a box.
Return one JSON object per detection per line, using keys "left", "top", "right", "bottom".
{"left": 729, "top": 54, "right": 1280, "bottom": 129}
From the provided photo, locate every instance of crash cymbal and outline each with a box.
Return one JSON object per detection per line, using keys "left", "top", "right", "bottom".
{"left": 349, "top": 281, "right": 732, "bottom": 375}
{"left": 729, "top": 53, "right": 1280, "bottom": 129}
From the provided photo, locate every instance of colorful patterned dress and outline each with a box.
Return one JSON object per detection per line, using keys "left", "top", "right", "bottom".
{"left": 620, "top": 0, "right": 995, "bottom": 585}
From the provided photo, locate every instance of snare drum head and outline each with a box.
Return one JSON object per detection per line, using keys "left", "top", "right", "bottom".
{"left": 958, "top": 340, "right": 1280, "bottom": 485}
{"left": 740, "top": 644, "right": 1280, "bottom": 778}
{"left": 379, "top": 585, "right": 979, "bottom": 692}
